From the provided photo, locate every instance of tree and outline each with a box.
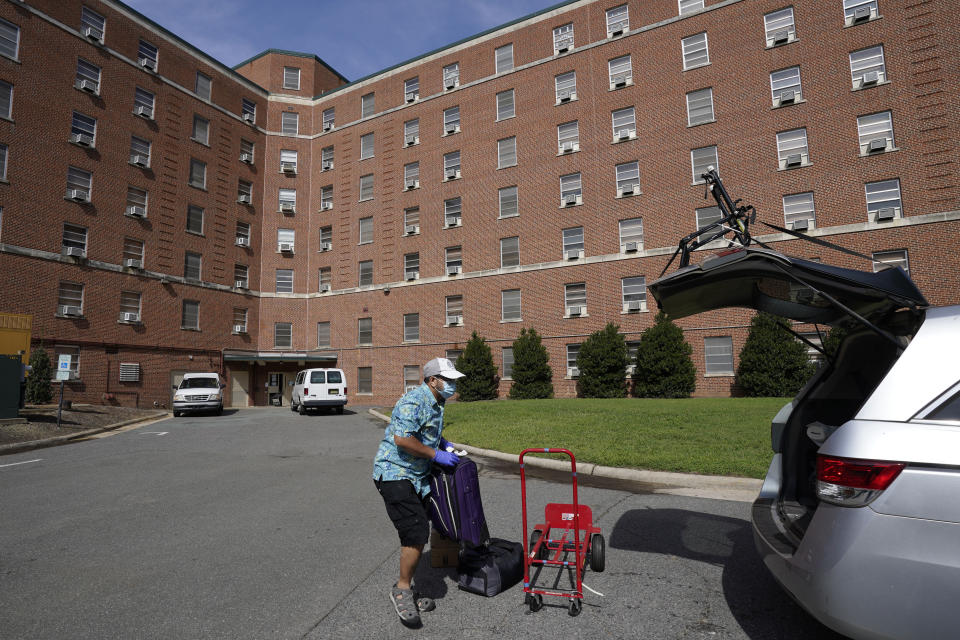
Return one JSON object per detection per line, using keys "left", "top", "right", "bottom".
{"left": 25, "top": 347, "right": 53, "bottom": 405}
{"left": 576, "top": 322, "right": 629, "bottom": 398}
{"left": 632, "top": 312, "right": 697, "bottom": 398}
{"left": 736, "top": 312, "right": 816, "bottom": 397}
{"left": 822, "top": 325, "right": 848, "bottom": 361}
{"left": 454, "top": 331, "right": 499, "bottom": 401}
{"left": 508, "top": 328, "right": 553, "bottom": 399}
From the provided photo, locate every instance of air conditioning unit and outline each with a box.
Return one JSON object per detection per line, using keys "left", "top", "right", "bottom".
{"left": 233, "top": 324, "right": 246, "bottom": 334}
{"left": 776, "top": 90, "right": 796, "bottom": 106}
{"left": 279, "top": 243, "right": 294, "bottom": 253}
{"left": 404, "top": 179, "right": 419, "bottom": 190}
{"left": 240, "top": 152, "right": 253, "bottom": 164}
{"left": 405, "top": 225, "right": 419, "bottom": 235}
{"left": 124, "top": 258, "right": 142, "bottom": 269}
{"left": 445, "top": 79, "right": 457, "bottom": 90}
{"left": 876, "top": 207, "right": 897, "bottom": 221}
{"left": 772, "top": 29, "right": 790, "bottom": 45}
{"left": 77, "top": 79, "right": 97, "bottom": 93}
{"left": 235, "top": 237, "right": 249, "bottom": 247}
{"left": 609, "top": 21, "right": 627, "bottom": 37}
{"left": 448, "top": 315, "right": 462, "bottom": 326}
{"left": 280, "top": 162, "right": 297, "bottom": 174}
{"left": 68, "top": 189, "right": 90, "bottom": 202}
{"left": 319, "top": 242, "right": 332, "bottom": 251}
{"left": 120, "top": 312, "right": 140, "bottom": 323}
{"left": 447, "top": 265, "right": 461, "bottom": 276}
{"left": 64, "top": 246, "right": 85, "bottom": 258}
{"left": 626, "top": 300, "right": 643, "bottom": 312}
{"left": 563, "top": 194, "right": 578, "bottom": 207}
{"left": 792, "top": 218, "right": 810, "bottom": 231}
{"left": 321, "top": 160, "right": 333, "bottom": 171}
{"left": 867, "top": 137, "right": 888, "bottom": 153}
{"left": 445, "top": 168, "right": 460, "bottom": 180}
{"left": 567, "top": 366, "right": 579, "bottom": 377}
{"left": 405, "top": 271, "right": 418, "bottom": 281}
{"left": 784, "top": 153, "right": 805, "bottom": 168}
{"left": 617, "top": 129, "right": 635, "bottom": 142}
{"left": 567, "top": 249, "right": 581, "bottom": 261}
{"left": 323, "top": 121, "right": 333, "bottom": 132}
{"left": 850, "top": 5, "right": 874, "bottom": 23}
{"left": 405, "top": 92, "right": 418, "bottom": 103}
{"left": 71, "top": 132, "right": 93, "bottom": 146}
{"left": 280, "top": 202, "right": 295, "bottom": 214}
{"left": 314, "top": 202, "right": 330, "bottom": 212}
{"left": 611, "top": 74, "right": 629, "bottom": 89}
{"left": 139, "top": 57, "right": 156, "bottom": 71}
{"left": 125, "top": 205, "right": 146, "bottom": 219}
{"left": 556, "top": 39, "right": 572, "bottom": 54}
{"left": 444, "top": 124, "right": 458, "bottom": 135}
{"left": 619, "top": 184, "right": 640, "bottom": 197}
{"left": 567, "top": 306, "right": 583, "bottom": 317}
{"left": 243, "top": 112, "right": 255, "bottom": 124}
{"left": 134, "top": 105, "right": 153, "bottom": 119}
{"left": 59, "top": 305, "right": 82, "bottom": 317}
{"left": 235, "top": 280, "right": 247, "bottom": 289}
{"left": 558, "top": 91, "right": 574, "bottom": 103}
{"left": 624, "top": 241, "right": 639, "bottom": 253}
{"left": 83, "top": 26, "right": 103, "bottom": 42}
{"left": 860, "top": 70, "right": 880, "bottom": 86}
{"left": 319, "top": 284, "right": 330, "bottom": 293}
{"left": 404, "top": 134, "right": 417, "bottom": 146}
{"left": 561, "top": 141, "right": 575, "bottom": 154}
{"left": 130, "top": 154, "right": 149, "bottom": 167}
{"left": 237, "top": 194, "right": 251, "bottom": 204}
{"left": 447, "top": 216, "right": 462, "bottom": 228}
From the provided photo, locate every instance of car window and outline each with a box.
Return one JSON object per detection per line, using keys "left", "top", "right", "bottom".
{"left": 310, "top": 371, "right": 326, "bottom": 383}
{"left": 296, "top": 372, "right": 304, "bottom": 385}
{"left": 179, "top": 378, "right": 218, "bottom": 389}
{"left": 327, "top": 371, "right": 343, "bottom": 384}
{"left": 927, "top": 389, "right": 960, "bottom": 421}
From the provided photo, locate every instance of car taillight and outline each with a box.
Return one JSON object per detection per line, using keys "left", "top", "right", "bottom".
{"left": 816, "top": 455, "right": 905, "bottom": 507}
{"left": 303, "top": 387, "right": 309, "bottom": 396}
{"left": 343, "top": 386, "right": 347, "bottom": 395}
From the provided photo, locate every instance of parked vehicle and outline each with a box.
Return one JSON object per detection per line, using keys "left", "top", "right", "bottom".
{"left": 172, "top": 372, "right": 224, "bottom": 417}
{"left": 291, "top": 368, "right": 347, "bottom": 415}
{"left": 649, "top": 246, "right": 960, "bottom": 639}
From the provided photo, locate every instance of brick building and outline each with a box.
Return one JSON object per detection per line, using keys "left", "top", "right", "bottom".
{"left": 0, "top": 0, "right": 957, "bottom": 409}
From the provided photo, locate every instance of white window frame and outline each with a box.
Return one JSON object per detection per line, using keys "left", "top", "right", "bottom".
{"left": 681, "top": 32, "right": 710, "bottom": 70}
{"left": 616, "top": 161, "right": 641, "bottom": 196}
{"left": 191, "top": 114, "right": 209, "bottom": 145}
{"left": 360, "top": 132, "right": 374, "bottom": 159}
{"left": 686, "top": 87, "right": 715, "bottom": 126}
{"left": 403, "top": 313, "right": 420, "bottom": 343}
{"left": 783, "top": 192, "right": 816, "bottom": 230}
{"left": 844, "top": 0, "right": 880, "bottom": 25}
{"left": 275, "top": 269, "right": 294, "bottom": 294}
{"left": 496, "top": 89, "right": 515, "bottom": 121}
{"left": 562, "top": 227, "right": 584, "bottom": 259}
{"left": 608, "top": 55, "right": 632, "bottom": 89}
{"left": 443, "top": 62, "right": 460, "bottom": 90}
{"left": 872, "top": 249, "right": 909, "bottom": 275}
{"left": 553, "top": 23, "right": 574, "bottom": 54}
{"left": 361, "top": 92, "right": 375, "bottom": 118}
{"left": 499, "top": 186, "right": 518, "bottom": 218}
{"left": 443, "top": 107, "right": 460, "bottom": 135}
{"left": 281, "top": 112, "right": 299, "bottom": 136}
{"left": 770, "top": 66, "right": 802, "bottom": 106}
{"left": 195, "top": 72, "right": 211, "bottom": 100}
{"left": 358, "top": 318, "right": 373, "bottom": 345}
{"left": 500, "top": 236, "right": 520, "bottom": 268}
{"left": 501, "top": 289, "right": 522, "bottom": 322}
{"left": 189, "top": 158, "right": 206, "bottom": 188}
{"left": 404, "top": 252, "right": 420, "bottom": 279}
{"left": 621, "top": 276, "right": 647, "bottom": 312}
{"left": 690, "top": 145, "right": 718, "bottom": 183}
{"left": 57, "top": 282, "right": 84, "bottom": 318}
{"left": 0, "top": 18, "right": 20, "bottom": 60}
{"left": 560, "top": 173, "right": 582, "bottom": 206}
{"left": 865, "top": 178, "right": 902, "bottom": 220}
{"left": 558, "top": 120, "right": 579, "bottom": 154}
{"left": 705, "top": 336, "right": 734, "bottom": 375}
{"left": 445, "top": 296, "right": 463, "bottom": 326}
{"left": 857, "top": 111, "right": 895, "bottom": 155}
{"left": 850, "top": 45, "right": 886, "bottom": 89}
{"left": 566, "top": 344, "right": 581, "bottom": 377}
{"left": 183, "top": 251, "right": 202, "bottom": 280}
{"left": 358, "top": 217, "right": 373, "bottom": 244}
{"left": 679, "top": 0, "right": 704, "bottom": 15}
{"left": 358, "top": 260, "right": 374, "bottom": 287}
{"left": 619, "top": 218, "right": 644, "bottom": 252}
{"left": 696, "top": 206, "right": 722, "bottom": 230}
{"left": 405, "top": 118, "right": 420, "bottom": 145}
{"left": 564, "top": 283, "right": 587, "bottom": 317}
{"left": 283, "top": 66, "right": 301, "bottom": 90}
{"left": 606, "top": 5, "right": 629, "bottom": 37}
{"left": 444, "top": 150, "right": 461, "bottom": 179}
{"left": 555, "top": 71, "right": 577, "bottom": 103}
{"left": 612, "top": 107, "right": 636, "bottom": 142}
{"left": 764, "top": 8, "right": 796, "bottom": 47}
{"left": 498, "top": 137, "right": 517, "bottom": 168}
{"left": 75, "top": 58, "right": 101, "bottom": 94}
{"left": 776, "top": 128, "right": 810, "bottom": 169}
{"left": 0, "top": 80, "right": 12, "bottom": 120}
{"left": 359, "top": 174, "right": 374, "bottom": 201}
{"left": 404, "top": 76, "right": 419, "bottom": 102}
{"left": 495, "top": 43, "right": 514, "bottom": 73}
{"left": 444, "top": 198, "right": 462, "bottom": 228}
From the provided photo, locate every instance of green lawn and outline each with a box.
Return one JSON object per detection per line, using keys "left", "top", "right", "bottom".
{"left": 442, "top": 398, "right": 789, "bottom": 479}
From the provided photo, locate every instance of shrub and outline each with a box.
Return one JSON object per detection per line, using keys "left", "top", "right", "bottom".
{"left": 736, "top": 312, "right": 816, "bottom": 397}
{"left": 25, "top": 347, "right": 53, "bottom": 404}
{"left": 632, "top": 312, "right": 697, "bottom": 398}
{"left": 576, "top": 322, "right": 629, "bottom": 398}
{"left": 508, "top": 328, "right": 554, "bottom": 399}
{"left": 454, "top": 331, "right": 499, "bottom": 401}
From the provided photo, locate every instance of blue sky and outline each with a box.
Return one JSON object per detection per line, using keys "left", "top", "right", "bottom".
{"left": 123, "top": 0, "right": 560, "bottom": 81}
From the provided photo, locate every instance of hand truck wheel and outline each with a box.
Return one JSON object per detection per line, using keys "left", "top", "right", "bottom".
{"left": 568, "top": 598, "right": 582, "bottom": 617}
{"left": 589, "top": 533, "right": 605, "bottom": 573}
{"left": 525, "top": 593, "right": 543, "bottom": 612}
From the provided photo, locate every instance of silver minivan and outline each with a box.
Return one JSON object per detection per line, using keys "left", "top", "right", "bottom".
{"left": 291, "top": 368, "right": 347, "bottom": 415}
{"left": 649, "top": 247, "right": 960, "bottom": 639}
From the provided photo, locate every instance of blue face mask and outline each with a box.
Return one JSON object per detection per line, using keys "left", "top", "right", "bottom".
{"left": 437, "top": 379, "right": 457, "bottom": 400}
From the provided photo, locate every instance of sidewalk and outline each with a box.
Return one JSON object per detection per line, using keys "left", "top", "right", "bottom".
{"left": 367, "top": 408, "right": 762, "bottom": 502}
{"left": 0, "top": 406, "right": 168, "bottom": 455}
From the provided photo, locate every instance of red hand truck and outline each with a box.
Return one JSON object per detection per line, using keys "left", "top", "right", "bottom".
{"left": 519, "top": 448, "right": 605, "bottom": 617}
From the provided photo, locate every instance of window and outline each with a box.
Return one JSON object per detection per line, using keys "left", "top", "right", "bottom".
{"left": 134, "top": 87, "right": 155, "bottom": 119}
{"left": 358, "top": 260, "right": 374, "bottom": 287}
{"left": 235, "top": 222, "right": 250, "bottom": 246}
{"left": 320, "top": 185, "right": 333, "bottom": 210}
{"left": 359, "top": 217, "right": 373, "bottom": 244}
{"left": 679, "top": 0, "right": 704, "bottom": 15}
{"left": 444, "top": 150, "right": 461, "bottom": 179}
{"left": 612, "top": 107, "right": 636, "bottom": 141}
{"left": 242, "top": 98, "right": 257, "bottom": 123}
{"left": 75, "top": 58, "right": 101, "bottom": 94}
{"left": 844, "top": 0, "right": 879, "bottom": 25}
{"left": 54, "top": 345, "right": 80, "bottom": 378}
{"left": 446, "top": 349, "right": 463, "bottom": 362}
{"left": 403, "top": 365, "right": 421, "bottom": 392}
{"left": 501, "top": 347, "right": 514, "bottom": 379}
{"left": 359, "top": 174, "right": 374, "bottom": 201}
{"left": 696, "top": 206, "right": 722, "bottom": 229}
{"left": 865, "top": 178, "right": 902, "bottom": 219}
{"left": 404, "top": 313, "right": 420, "bottom": 342}
{"left": 445, "top": 246, "right": 462, "bottom": 272}
{"left": 0, "top": 143, "right": 7, "bottom": 181}
{"left": 277, "top": 228, "right": 295, "bottom": 252}
{"left": 404, "top": 252, "right": 419, "bottom": 279}
{"left": 122, "top": 237, "right": 144, "bottom": 265}
{"left": 361, "top": 92, "right": 375, "bottom": 118}
{"left": 619, "top": 218, "right": 644, "bottom": 252}
{"left": 502, "top": 289, "right": 522, "bottom": 322}
{"left": 771, "top": 66, "right": 802, "bottom": 106}
{"left": 686, "top": 88, "right": 714, "bottom": 126}
{"left": 404, "top": 118, "right": 420, "bottom": 145}
{"left": 358, "top": 318, "right": 373, "bottom": 345}
{"left": 626, "top": 341, "right": 641, "bottom": 373}
{"left": 189, "top": 158, "right": 206, "bottom": 188}
{"left": 872, "top": 249, "right": 909, "bottom": 275}
{"left": 690, "top": 145, "right": 718, "bottom": 183}
{"left": 850, "top": 45, "right": 886, "bottom": 88}
{"left": 705, "top": 336, "right": 734, "bottom": 375}
{"left": 495, "top": 43, "right": 514, "bottom": 73}
{"left": 234, "top": 309, "right": 248, "bottom": 334}
{"left": 317, "top": 321, "right": 331, "bottom": 348}
{"left": 71, "top": 111, "right": 97, "bottom": 146}
{"left": 857, "top": 111, "right": 894, "bottom": 154}
{"left": 186, "top": 205, "right": 204, "bottom": 234}
{"left": 281, "top": 112, "right": 299, "bottom": 135}
{"left": 497, "top": 137, "right": 517, "bottom": 168}
{"left": 270, "top": 323, "right": 291, "bottom": 349}
{"left": 783, "top": 192, "right": 816, "bottom": 230}
{"left": 443, "top": 62, "right": 460, "bottom": 89}
{"left": 126, "top": 137, "right": 152, "bottom": 168}
{"left": 62, "top": 223, "right": 87, "bottom": 257}
{"left": 195, "top": 72, "right": 211, "bottom": 100}
{"left": 283, "top": 66, "right": 301, "bottom": 90}
{"left": 444, "top": 197, "right": 462, "bottom": 227}
{"left": 318, "top": 267, "right": 331, "bottom": 291}
{"left": 358, "top": 367, "right": 373, "bottom": 394}
{"left": 66, "top": 166, "right": 92, "bottom": 200}
{"left": 446, "top": 296, "right": 463, "bottom": 325}
{"left": 764, "top": 8, "right": 796, "bottom": 46}
{"left": 404, "top": 162, "right": 419, "bottom": 190}
{"left": 119, "top": 291, "right": 141, "bottom": 322}
{"left": 184, "top": 251, "right": 202, "bottom": 280}
{"left": 404, "top": 207, "right": 420, "bottom": 233}
{"left": 0, "top": 81, "right": 11, "bottom": 119}
{"left": 560, "top": 173, "right": 582, "bottom": 205}
{"left": 276, "top": 269, "right": 293, "bottom": 294}
{"left": 443, "top": 107, "right": 460, "bottom": 134}
{"left": 562, "top": 227, "right": 584, "bottom": 258}
{"left": 320, "top": 145, "right": 333, "bottom": 171}
{"left": 608, "top": 55, "right": 632, "bottom": 89}
{"left": 240, "top": 138, "right": 255, "bottom": 164}
{"left": 318, "top": 226, "right": 332, "bottom": 250}
{"left": 501, "top": 236, "right": 520, "bottom": 267}
{"left": 558, "top": 121, "right": 579, "bottom": 153}
{"left": 777, "top": 128, "right": 809, "bottom": 168}
{"left": 192, "top": 115, "right": 209, "bottom": 145}
{"left": 57, "top": 282, "right": 84, "bottom": 317}
{"left": 0, "top": 19, "right": 19, "bottom": 60}
{"left": 616, "top": 161, "right": 641, "bottom": 196}
{"left": 322, "top": 107, "right": 335, "bottom": 130}
{"left": 234, "top": 264, "right": 248, "bottom": 289}
{"left": 499, "top": 186, "right": 519, "bottom": 218}
{"left": 497, "top": 89, "right": 515, "bottom": 120}
{"left": 566, "top": 344, "right": 581, "bottom": 376}
{"left": 278, "top": 188, "right": 296, "bottom": 212}
{"left": 682, "top": 32, "right": 710, "bottom": 70}
{"left": 606, "top": 5, "right": 629, "bottom": 37}
{"left": 238, "top": 180, "right": 253, "bottom": 203}
{"left": 555, "top": 71, "right": 577, "bottom": 103}
{"left": 622, "top": 276, "right": 647, "bottom": 312}
{"left": 404, "top": 76, "right": 419, "bottom": 102}
{"left": 553, "top": 23, "right": 574, "bottom": 54}
{"left": 360, "top": 132, "right": 374, "bottom": 159}
{"left": 126, "top": 187, "right": 148, "bottom": 218}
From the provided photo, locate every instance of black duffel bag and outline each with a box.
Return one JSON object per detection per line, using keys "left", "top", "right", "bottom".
{"left": 457, "top": 538, "right": 524, "bottom": 597}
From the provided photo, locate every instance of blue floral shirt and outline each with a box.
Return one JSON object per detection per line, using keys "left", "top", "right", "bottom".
{"left": 373, "top": 382, "right": 444, "bottom": 497}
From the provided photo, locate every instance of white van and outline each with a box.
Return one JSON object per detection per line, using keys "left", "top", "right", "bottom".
{"left": 291, "top": 368, "right": 347, "bottom": 415}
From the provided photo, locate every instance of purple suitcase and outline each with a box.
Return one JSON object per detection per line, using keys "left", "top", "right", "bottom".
{"left": 427, "top": 458, "right": 490, "bottom": 547}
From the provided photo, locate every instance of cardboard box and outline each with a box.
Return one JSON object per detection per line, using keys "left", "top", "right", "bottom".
{"left": 430, "top": 529, "right": 460, "bottom": 568}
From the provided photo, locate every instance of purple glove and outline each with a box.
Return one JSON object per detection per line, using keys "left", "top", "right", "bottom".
{"left": 438, "top": 437, "right": 452, "bottom": 452}
{"left": 433, "top": 449, "right": 460, "bottom": 467}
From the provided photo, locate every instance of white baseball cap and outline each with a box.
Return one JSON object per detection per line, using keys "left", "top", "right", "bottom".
{"left": 423, "top": 357, "right": 465, "bottom": 380}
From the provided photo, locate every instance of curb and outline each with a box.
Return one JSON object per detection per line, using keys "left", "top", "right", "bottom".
{"left": 367, "top": 408, "right": 762, "bottom": 502}
{"left": 0, "top": 411, "right": 170, "bottom": 456}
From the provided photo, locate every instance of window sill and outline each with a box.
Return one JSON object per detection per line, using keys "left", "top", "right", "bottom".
{"left": 843, "top": 14, "right": 882, "bottom": 28}
{"left": 186, "top": 230, "right": 205, "bottom": 237}
{"left": 190, "top": 137, "right": 210, "bottom": 147}
{"left": 498, "top": 213, "right": 519, "bottom": 220}
{"left": 355, "top": 392, "right": 373, "bottom": 396}
{"left": 497, "top": 164, "right": 517, "bottom": 170}
{"left": 683, "top": 62, "right": 711, "bottom": 72}
{"left": 563, "top": 313, "right": 589, "bottom": 319}
{"left": 443, "top": 175, "right": 462, "bottom": 182}
{"left": 556, "top": 148, "right": 581, "bottom": 157}
{"left": 765, "top": 37, "right": 798, "bottom": 50}
{"left": 500, "top": 318, "right": 523, "bottom": 324}
{"left": 180, "top": 327, "right": 201, "bottom": 332}
{"left": 495, "top": 115, "right": 516, "bottom": 123}
{"left": 852, "top": 79, "right": 891, "bottom": 92}
{"left": 771, "top": 98, "right": 807, "bottom": 109}
{"left": 56, "top": 314, "right": 86, "bottom": 320}
{"left": 443, "top": 323, "right": 464, "bottom": 328}
{"left": 859, "top": 146, "right": 899, "bottom": 158}
{"left": 555, "top": 97, "right": 578, "bottom": 106}
{"left": 777, "top": 162, "right": 812, "bottom": 172}
{"left": 608, "top": 81, "right": 634, "bottom": 92}
{"left": 704, "top": 372, "right": 734, "bottom": 378}
{"left": 2, "top": 54, "right": 20, "bottom": 64}
{"left": 611, "top": 136, "right": 636, "bottom": 145}
{"left": 360, "top": 155, "right": 374, "bottom": 161}
{"left": 358, "top": 343, "right": 373, "bottom": 348}
{"left": 359, "top": 198, "right": 374, "bottom": 203}
{"left": 559, "top": 201, "right": 583, "bottom": 209}
{"left": 75, "top": 86, "right": 100, "bottom": 97}
{"left": 358, "top": 241, "right": 373, "bottom": 246}
{"left": 620, "top": 309, "right": 649, "bottom": 315}
{"left": 442, "top": 130, "right": 460, "bottom": 137}
{"left": 687, "top": 118, "right": 716, "bottom": 128}
{"left": 616, "top": 191, "right": 642, "bottom": 199}
{"left": 128, "top": 161, "right": 151, "bottom": 169}
{"left": 71, "top": 140, "right": 97, "bottom": 150}
{"left": 403, "top": 340, "right": 421, "bottom": 345}
{"left": 189, "top": 183, "right": 207, "bottom": 192}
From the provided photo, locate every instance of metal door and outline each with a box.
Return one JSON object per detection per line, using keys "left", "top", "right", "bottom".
{"left": 230, "top": 369, "right": 249, "bottom": 408}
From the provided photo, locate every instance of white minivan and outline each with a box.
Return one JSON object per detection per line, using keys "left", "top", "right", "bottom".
{"left": 291, "top": 368, "right": 348, "bottom": 415}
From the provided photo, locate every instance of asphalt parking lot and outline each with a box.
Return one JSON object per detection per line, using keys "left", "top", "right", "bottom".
{"left": 0, "top": 409, "right": 844, "bottom": 639}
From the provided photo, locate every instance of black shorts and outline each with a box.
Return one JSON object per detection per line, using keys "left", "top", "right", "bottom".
{"left": 375, "top": 478, "right": 431, "bottom": 547}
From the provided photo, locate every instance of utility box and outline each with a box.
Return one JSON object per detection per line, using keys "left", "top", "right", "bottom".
{"left": 0, "top": 313, "right": 31, "bottom": 418}
{"left": 0, "top": 354, "right": 21, "bottom": 418}
{"left": 0, "top": 313, "right": 32, "bottom": 366}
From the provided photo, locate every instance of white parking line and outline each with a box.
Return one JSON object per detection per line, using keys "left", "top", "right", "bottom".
{"left": 0, "top": 459, "right": 42, "bottom": 469}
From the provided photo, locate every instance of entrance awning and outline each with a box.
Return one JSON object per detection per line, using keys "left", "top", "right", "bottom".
{"left": 224, "top": 350, "right": 338, "bottom": 363}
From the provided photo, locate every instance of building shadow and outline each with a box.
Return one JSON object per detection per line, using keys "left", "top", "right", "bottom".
{"left": 609, "top": 508, "right": 848, "bottom": 640}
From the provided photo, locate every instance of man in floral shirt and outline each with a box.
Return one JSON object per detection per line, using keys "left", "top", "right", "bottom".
{"left": 373, "top": 357, "right": 464, "bottom": 628}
